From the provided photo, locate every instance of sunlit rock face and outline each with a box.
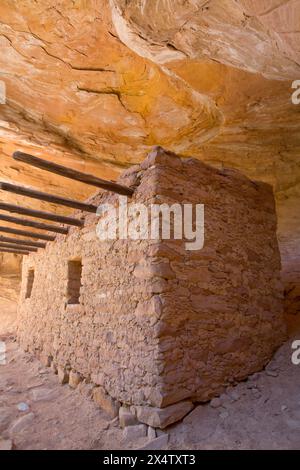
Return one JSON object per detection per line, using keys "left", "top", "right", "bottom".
{"left": 111, "top": 0, "right": 300, "bottom": 79}
{"left": 0, "top": 0, "right": 299, "bottom": 312}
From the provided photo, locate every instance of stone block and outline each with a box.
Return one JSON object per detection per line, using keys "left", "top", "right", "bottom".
{"left": 40, "top": 353, "right": 51, "bottom": 367}
{"left": 57, "top": 367, "right": 69, "bottom": 385}
{"left": 92, "top": 386, "right": 120, "bottom": 418}
{"left": 148, "top": 426, "right": 156, "bottom": 440}
{"left": 135, "top": 401, "right": 194, "bottom": 429}
{"left": 123, "top": 424, "right": 147, "bottom": 441}
{"left": 69, "top": 370, "right": 83, "bottom": 388}
{"left": 140, "top": 146, "right": 182, "bottom": 171}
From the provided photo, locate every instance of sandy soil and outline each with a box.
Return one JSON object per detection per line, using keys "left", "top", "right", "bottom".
{"left": 0, "top": 315, "right": 300, "bottom": 450}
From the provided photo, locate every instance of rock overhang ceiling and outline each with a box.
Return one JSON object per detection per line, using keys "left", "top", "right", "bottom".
{"left": 0, "top": 0, "right": 299, "bottom": 301}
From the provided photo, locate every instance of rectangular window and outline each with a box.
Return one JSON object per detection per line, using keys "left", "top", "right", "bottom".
{"left": 25, "top": 269, "right": 34, "bottom": 299}
{"left": 67, "top": 259, "right": 82, "bottom": 305}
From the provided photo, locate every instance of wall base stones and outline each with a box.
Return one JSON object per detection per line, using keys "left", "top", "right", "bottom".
{"left": 57, "top": 367, "right": 69, "bottom": 385}
{"left": 92, "top": 386, "right": 120, "bottom": 419}
{"left": 134, "top": 401, "right": 194, "bottom": 429}
{"left": 17, "top": 146, "right": 286, "bottom": 426}
{"left": 119, "top": 407, "right": 138, "bottom": 428}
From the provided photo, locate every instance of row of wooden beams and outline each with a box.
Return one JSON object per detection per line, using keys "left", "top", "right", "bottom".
{"left": 0, "top": 182, "right": 98, "bottom": 213}
{"left": 0, "top": 242, "right": 37, "bottom": 252}
{"left": 13, "top": 151, "right": 134, "bottom": 196}
{"left": 0, "top": 235, "right": 45, "bottom": 248}
{"left": 0, "top": 151, "right": 134, "bottom": 257}
{"left": 0, "top": 214, "right": 68, "bottom": 234}
{"left": 0, "top": 202, "right": 83, "bottom": 227}
{"left": 0, "top": 248, "right": 29, "bottom": 255}
{"left": 0, "top": 226, "right": 55, "bottom": 241}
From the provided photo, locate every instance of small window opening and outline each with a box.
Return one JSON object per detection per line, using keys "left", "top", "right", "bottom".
{"left": 25, "top": 269, "right": 34, "bottom": 299}
{"left": 67, "top": 259, "right": 82, "bottom": 305}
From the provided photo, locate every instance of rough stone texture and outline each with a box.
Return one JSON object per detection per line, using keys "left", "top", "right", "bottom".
{"left": 148, "top": 426, "right": 156, "bottom": 440}
{"left": 135, "top": 401, "right": 194, "bottom": 429}
{"left": 92, "top": 387, "right": 120, "bottom": 419}
{"left": 138, "top": 434, "right": 169, "bottom": 451}
{"left": 17, "top": 148, "right": 286, "bottom": 411}
{"left": 119, "top": 407, "right": 137, "bottom": 428}
{"left": 284, "top": 276, "right": 300, "bottom": 316}
{"left": 111, "top": 0, "right": 300, "bottom": 79}
{"left": 146, "top": 149, "right": 286, "bottom": 405}
{"left": 30, "top": 387, "right": 58, "bottom": 402}
{"left": 2, "top": 326, "right": 300, "bottom": 450}
{"left": 69, "top": 371, "right": 82, "bottom": 389}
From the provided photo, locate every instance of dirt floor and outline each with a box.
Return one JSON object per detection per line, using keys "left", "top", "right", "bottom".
{"left": 0, "top": 315, "right": 300, "bottom": 450}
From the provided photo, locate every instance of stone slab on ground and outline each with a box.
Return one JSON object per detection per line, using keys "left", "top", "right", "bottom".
{"left": 138, "top": 434, "right": 169, "bottom": 450}
{"left": 57, "top": 367, "right": 69, "bottom": 385}
{"left": 30, "top": 387, "right": 58, "bottom": 402}
{"left": 135, "top": 401, "right": 194, "bottom": 429}
{"left": 8, "top": 413, "right": 35, "bottom": 435}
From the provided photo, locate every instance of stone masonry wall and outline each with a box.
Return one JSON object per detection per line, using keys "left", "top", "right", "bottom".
{"left": 17, "top": 147, "right": 286, "bottom": 416}
{"left": 18, "top": 161, "right": 163, "bottom": 408}
{"left": 143, "top": 148, "right": 286, "bottom": 406}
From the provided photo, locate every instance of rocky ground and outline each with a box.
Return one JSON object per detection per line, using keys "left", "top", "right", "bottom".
{"left": 168, "top": 315, "right": 300, "bottom": 450}
{"left": 1, "top": 315, "right": 300, "bottom": 450}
